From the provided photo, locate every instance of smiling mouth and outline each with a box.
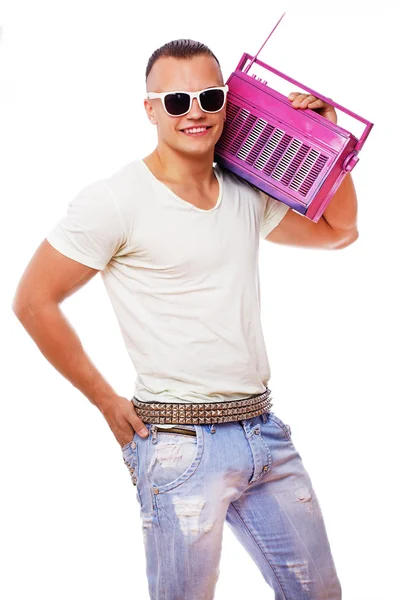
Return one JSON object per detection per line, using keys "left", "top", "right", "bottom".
{"left": 180, "top": 126, "right": 213, "bottom": 136}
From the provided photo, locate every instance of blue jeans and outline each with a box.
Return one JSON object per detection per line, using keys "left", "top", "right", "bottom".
{"left": 121, "top": 410, "right": 342, "bottom": 599}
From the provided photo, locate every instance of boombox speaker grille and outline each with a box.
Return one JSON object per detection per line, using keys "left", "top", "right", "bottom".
{"left": 218, "top": 102, "right": 329, "bottom": 198}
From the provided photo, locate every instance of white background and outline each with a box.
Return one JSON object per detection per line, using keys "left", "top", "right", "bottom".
{"left": 1, "top": 0, "right": 399, "bottom": 598}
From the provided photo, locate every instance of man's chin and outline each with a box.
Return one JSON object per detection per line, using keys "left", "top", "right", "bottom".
{"left": 176, "top": 143, "right": 216, "bottom": 158}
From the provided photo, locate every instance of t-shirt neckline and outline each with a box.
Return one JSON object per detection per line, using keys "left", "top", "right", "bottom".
{"left": 139, "top": 159, "right": 223, "bottom": 213}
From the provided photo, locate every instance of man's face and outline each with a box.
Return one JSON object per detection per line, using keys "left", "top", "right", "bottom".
{"left": 144, "top": 55, "right": 226, "bottom": 158}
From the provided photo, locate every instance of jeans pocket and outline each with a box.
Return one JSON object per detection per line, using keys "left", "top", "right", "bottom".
{"left": 121, "top": 438, "right": 146, "bottom": 509}
{"left": 146, "top": 424, "right": 204, "bottom": 494}
{"left": 121, "top": 440, "right": 139, "bottom": 484}
{"left": 121, "top": 433, "right": 136, "bottom": 453}
{"left": 267, "top": 412, "right": 293, "bottom": 441}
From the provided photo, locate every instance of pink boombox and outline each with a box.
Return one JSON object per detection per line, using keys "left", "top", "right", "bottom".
{"left": 214, "top": 12, "right": 374, "bottom": 222}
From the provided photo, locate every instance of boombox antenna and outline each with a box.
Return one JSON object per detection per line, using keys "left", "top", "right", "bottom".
{"left": 243, "top": 11, "right": 286, "bottom": 74}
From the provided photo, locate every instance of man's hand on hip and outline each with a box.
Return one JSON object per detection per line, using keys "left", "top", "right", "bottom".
{"left": 99, "top": 395, "right": 149, "bottom": 448}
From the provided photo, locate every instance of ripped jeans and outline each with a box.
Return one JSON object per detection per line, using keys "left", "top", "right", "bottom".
{"left": 121, "top": 410, "right": 342, "bottom": 600}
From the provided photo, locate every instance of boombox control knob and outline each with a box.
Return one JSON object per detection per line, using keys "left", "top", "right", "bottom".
{"left": 343, "top": 152, "right": 359, "bottom": 172}
{"left": 251, "top": 76, "right": 268, "bottom": 85}
{"left": 256, "top": 78, "right": 268, "bottom": 84}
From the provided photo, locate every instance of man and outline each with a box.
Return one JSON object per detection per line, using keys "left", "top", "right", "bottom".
{"left": 12, "top": 38, "right": 358, "bottom": 599}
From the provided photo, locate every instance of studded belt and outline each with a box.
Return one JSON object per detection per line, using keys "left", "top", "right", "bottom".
{"left": 130, "top": 387, "right": 273, "bottom": 425}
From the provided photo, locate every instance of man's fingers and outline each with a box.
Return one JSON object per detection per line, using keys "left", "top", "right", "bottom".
{"left": 308, "top": 99, "right": 324, "bottom": 108}
{"left": 130, "top": 407, "right": 149, "bottom": 438}
{"left": 288, "top": 92, "right": 320, "bottom": 108}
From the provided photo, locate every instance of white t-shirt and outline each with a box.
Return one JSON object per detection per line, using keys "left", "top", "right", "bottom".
{"left": 46, "top": 158, "right": 290, "bottom": 410}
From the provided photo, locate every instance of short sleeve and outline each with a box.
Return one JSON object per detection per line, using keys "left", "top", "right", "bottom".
{"left": 46, "top": 180, "right": 127, "bottom": 270}
{"left": 259, "top": 191, "right": 290, "bottom": 239}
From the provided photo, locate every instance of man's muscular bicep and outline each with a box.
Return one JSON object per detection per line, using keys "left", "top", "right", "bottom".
{"left": 12, "top": 239, "right": 100, "bottom": 315}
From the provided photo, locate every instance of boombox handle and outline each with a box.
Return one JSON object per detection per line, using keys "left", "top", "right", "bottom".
{"left": 237, "top": 12, "right": 373, "bottom": 152}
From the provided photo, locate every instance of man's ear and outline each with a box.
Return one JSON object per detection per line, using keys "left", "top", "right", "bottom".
{"left": 143, "top": 99, "right": 158, "bottom": 125}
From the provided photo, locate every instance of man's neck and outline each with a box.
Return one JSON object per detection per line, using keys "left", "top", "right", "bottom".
{"left": 143, "top": 147, "right": 216, "bottom": 187}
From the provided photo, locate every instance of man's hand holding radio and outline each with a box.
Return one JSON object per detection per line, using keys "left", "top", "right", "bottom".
{"left": 288, "top": 92, "right": 337, "bottom": 125}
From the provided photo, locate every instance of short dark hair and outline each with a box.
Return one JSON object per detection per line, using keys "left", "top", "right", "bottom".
{"left": 145, "top": 39, "right": 222, "bottom": 82}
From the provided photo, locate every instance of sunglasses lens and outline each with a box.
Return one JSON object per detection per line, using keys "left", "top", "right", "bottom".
{"left": 200, "top": 89, "right": 225, "bottom": 112}
{"left": 164, "top": 93, "right": 191, "bottom": 116}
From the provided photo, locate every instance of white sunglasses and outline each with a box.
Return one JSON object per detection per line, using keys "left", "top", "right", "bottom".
{"left": 146, "top": 85, "right": 229, "bottom": 117}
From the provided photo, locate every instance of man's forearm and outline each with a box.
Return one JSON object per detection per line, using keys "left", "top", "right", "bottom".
{"left": 14, "top": 302, "right": 117, "bottom": 413}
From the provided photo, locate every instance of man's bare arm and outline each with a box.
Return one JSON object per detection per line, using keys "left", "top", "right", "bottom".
{"left": 12, "top": 239, "right": 149, "bottom": 444}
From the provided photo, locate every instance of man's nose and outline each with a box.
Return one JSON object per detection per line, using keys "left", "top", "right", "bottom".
{"left": 188, "top": 97, "right": 204, "bottom": 117}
